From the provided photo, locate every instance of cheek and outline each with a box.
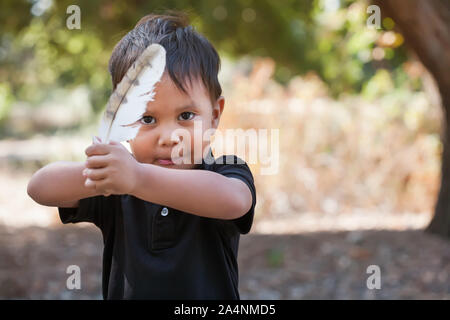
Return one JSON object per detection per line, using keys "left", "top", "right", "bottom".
{"left": 190, "top": 128, "right": 214, "bottom": 159}
{"left": 129, "top": 142, "right": 142, "bottom": 162}
{"left": 129, "top": 134, "right": 158, "bottom": 160}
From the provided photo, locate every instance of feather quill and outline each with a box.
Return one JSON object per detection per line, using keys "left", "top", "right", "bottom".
{"left": 97, "top": 43, "right": 166, "bottom": 144}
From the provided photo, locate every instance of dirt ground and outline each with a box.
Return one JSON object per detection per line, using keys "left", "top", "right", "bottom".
{"left": 0, "top": 146, "right": 448, "bottom": 300}
{"left": 0, "top": 223, "right": 448, "bottom": 299}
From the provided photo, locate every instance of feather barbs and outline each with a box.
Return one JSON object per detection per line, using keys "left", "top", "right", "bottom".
{"left": 97, "top": 43, "right": 166, "bottom": 144}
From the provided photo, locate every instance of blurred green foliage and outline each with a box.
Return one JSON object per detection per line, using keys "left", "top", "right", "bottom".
{"left": 266, "top": 247, "right": 285, "bottom": 268}
{"left": 0, "top": 0, "right": 413, "bottom": 129}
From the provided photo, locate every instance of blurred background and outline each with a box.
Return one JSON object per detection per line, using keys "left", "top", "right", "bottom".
{"left": 0, "top": 0, "right": 448, "bottom": 299}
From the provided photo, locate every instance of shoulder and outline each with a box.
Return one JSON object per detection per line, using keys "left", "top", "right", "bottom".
{"left": 204, "top": 154, "right": 253, "bottom": 177}
{"left": 207, "top": 155, "right": 256, "bottom": 234}
{"left": 202, "top": 155, "right": 255, "bottom": 197}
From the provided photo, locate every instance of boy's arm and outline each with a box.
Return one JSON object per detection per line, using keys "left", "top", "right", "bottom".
{"left": 131, "top": 163, "right": 253, "bottom": 220}
{"left": 27, "top": 161, "right": 100, "bottom": 207}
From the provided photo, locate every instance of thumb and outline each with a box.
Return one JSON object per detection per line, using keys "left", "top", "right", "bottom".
{"left": 108, "top": 140, "right": 129, "bottom": 151}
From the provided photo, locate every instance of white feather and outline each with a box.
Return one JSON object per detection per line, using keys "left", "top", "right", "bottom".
{"left": 97, "top": 43, "right": 166, "bottom": 144}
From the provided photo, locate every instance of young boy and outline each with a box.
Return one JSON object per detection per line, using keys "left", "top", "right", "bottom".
{"left": 27, "top": 13, "right": 256, "bottom": 300}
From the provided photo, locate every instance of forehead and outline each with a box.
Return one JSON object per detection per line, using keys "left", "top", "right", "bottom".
{"left": 146, "top": 72, "right": 211, "bottom": 111}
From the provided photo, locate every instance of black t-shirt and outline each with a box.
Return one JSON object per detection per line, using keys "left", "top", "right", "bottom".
{"left": 58, "top": 151, "right": 256, "bottom": 300}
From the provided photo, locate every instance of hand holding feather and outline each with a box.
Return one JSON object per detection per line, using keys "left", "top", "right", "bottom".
{"left": 81, "top": 43, "right": 166, "bottom": 196}
{"left": 83, "top": 137, "right": 142, "bottom": 196}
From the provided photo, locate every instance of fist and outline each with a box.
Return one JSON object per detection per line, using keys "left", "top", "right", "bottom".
{"left": 83, "top": 136, "right": 140, "bottom": 197}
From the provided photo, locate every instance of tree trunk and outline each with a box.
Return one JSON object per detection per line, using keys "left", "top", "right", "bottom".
{"left": 373, "top": 0, "right": 450, "bottom": 238}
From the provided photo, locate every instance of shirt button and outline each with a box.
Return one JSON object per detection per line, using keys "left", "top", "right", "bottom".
{"left": 161, "top": 207, "right": 169, "bottom": 216}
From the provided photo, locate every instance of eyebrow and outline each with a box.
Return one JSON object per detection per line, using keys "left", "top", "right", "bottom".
{"left": 145, "top": 103, "right": 200, "bottom": 113}
{"left": 175, "top": 104, "right": 200, "bottom": 111}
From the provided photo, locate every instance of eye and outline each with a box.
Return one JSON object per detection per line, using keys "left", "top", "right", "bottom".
{"left": 179, "top": 112, "right": 195, "bottom": 121}
{"left": 140, "top": 116, "right": 155, "bottom": 125}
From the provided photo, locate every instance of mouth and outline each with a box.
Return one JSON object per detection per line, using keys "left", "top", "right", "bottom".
{"left": 156, "top": 158, "right": 175, "bottom": 165}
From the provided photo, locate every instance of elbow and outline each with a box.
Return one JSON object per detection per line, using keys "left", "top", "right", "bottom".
{"left": 27, "top": 182, "right": 51, "bottom": 206}
{"left": 27, "top": 178, "right": 39, "bottom": 203}
{"left": 221, "top": 178, "right": 253, "bottom": 220}
{"left": 225, "top": 192, "right": 252, "bottom": 221}
{"left": 27, "top": 172, "right": 47, "bottom": 205}
{"left": 238, "top": 193, "right": 253, "bottom": 219}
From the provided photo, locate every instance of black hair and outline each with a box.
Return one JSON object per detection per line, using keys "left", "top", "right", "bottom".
{"left": 108, "top": 11, "right": 222, "bottom": 106}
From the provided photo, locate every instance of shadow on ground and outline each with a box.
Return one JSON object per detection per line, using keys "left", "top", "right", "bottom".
{"left": 0, "top": 224, "right": 448, "bottom": 299}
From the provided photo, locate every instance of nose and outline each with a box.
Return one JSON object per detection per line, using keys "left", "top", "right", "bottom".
{"left": 157, "top": 125, "right": 181, "bottom": 147}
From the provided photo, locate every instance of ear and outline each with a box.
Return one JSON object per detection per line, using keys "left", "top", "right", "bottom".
{"left": 211, "top": 96, "right": 225, "bottom": 129}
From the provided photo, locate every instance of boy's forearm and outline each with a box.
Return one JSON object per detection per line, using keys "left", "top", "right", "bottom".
{"left": 132, "top": 163, "right": 251, "bottom": 220}
{"left": 27, "top": 161, "right": 99, "bottom": 207}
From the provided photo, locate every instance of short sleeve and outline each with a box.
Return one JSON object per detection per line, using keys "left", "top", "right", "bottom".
{"left": 213, "top": 155, "right": 257, "bottom": 234}
{"left": 58, "top": 195, "right": 106, "bottom": 228}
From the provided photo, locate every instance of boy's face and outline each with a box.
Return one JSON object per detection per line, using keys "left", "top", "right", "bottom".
{"left": 128, "top": 72, "right": 224, "bottom": 169}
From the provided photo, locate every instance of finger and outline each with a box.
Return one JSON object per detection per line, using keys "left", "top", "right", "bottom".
{"left": 93, "top": 179, "right": 113, "bottom": 196}
{"left": 85, "top": 155, "right": 111, "bottom": 168}
{"left": 83, "top": 167, "right": 108, "bottom": 181}
{"left": 85, "top": 143, "right": 111, "bottom": 157}
{"left": 107, "top": 139, "right": 128, "bottom": 152}
{"left": 108, "top": 139, "right": 120, "bottom": 145}
{"left": 84, "top": 177, "right": 96, "bottom": 189}
{"left": 84, "top": 177, "right": 111, "bottom": 197}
